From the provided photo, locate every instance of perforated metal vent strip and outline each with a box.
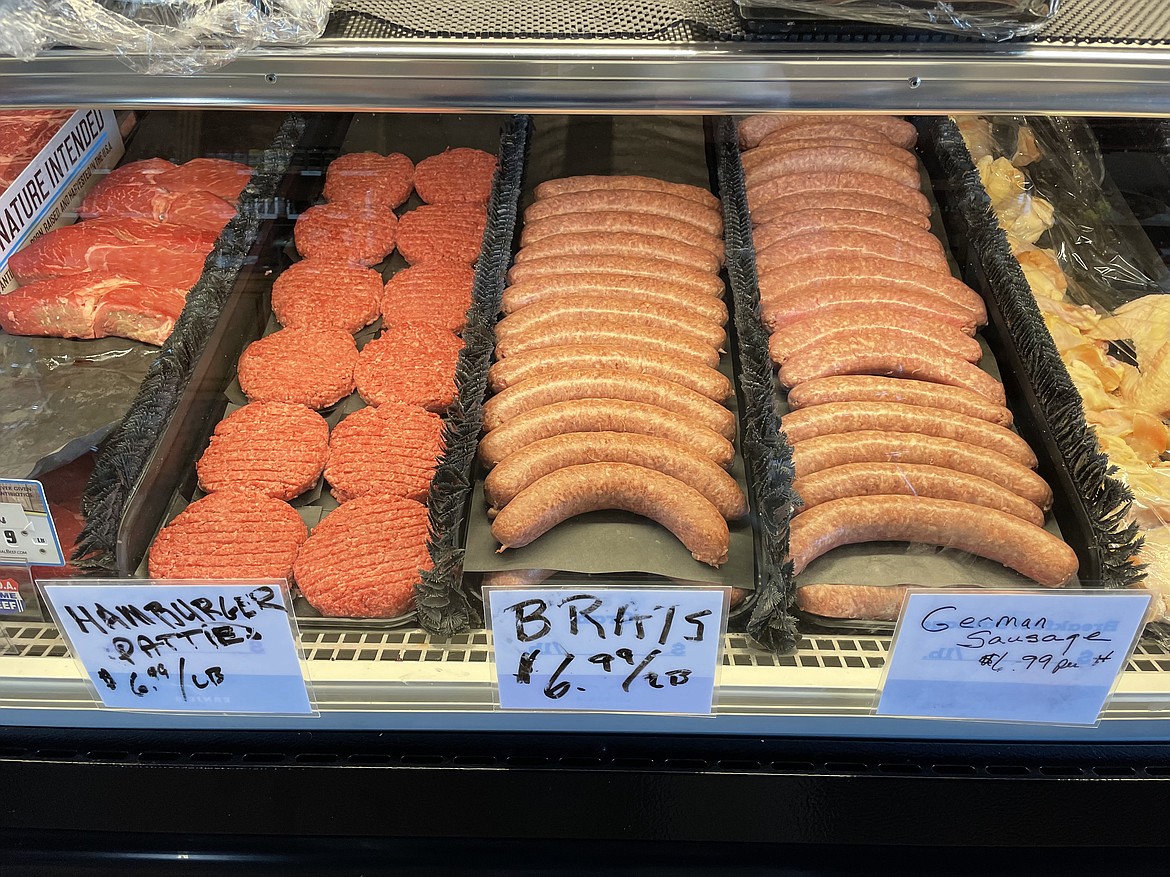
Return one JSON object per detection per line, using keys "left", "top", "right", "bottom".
{"left": 5, "top": 621, "right": 1170, "bottom": 673}
{"left": 324, "top": 0, "right": 1170, "bottom": 46}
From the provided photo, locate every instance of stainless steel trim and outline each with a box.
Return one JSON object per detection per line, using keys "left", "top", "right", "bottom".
{"left": 4, "top": 41, "right": 1170, "bottom": 114}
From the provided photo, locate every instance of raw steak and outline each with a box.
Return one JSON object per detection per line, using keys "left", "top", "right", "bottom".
{"left": 79, "top": 185, "right": 236, "bottom": 233}
{"left": 0, "top": 110, "right": 70, "bottom": 159}
{"left": 0, "top": 273, "right": 186, "bottom": 345}
{"left": 10, "top": 217, "right": 215, "bottom": 286}
{"left": 84, "top": 158, "right": 176, "bottom": 202}
{"left": 157, "top": 158, "right": 252, "bottom": 202}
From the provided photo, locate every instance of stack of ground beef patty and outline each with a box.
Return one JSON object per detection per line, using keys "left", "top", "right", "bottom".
{"left": 149, "top": 146, "right": 497, "bottom": 619}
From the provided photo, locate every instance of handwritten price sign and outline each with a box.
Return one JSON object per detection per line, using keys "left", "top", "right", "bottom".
{"left": 485, "top": 587, "right": 729, "bottom": 714}
{"left": 876, "top": 589, "right": 1152, "bottom": 725}
{"left": 40, "top": 580, "right": 314, "bottom": 715}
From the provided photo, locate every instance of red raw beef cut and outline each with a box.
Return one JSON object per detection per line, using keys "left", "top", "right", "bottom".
{"left": 0, "top": 273, "right": 186, "bottom": 345}
{"left": 0, "top": 156, "right": 28, "bottom": 188}
{"left": 0, "top": 110, "right": 69, "bottom": 159}
{"left": 157, "top": 158, "right": 252, "bottom": 202}
{"left": 84, "top": 158, "right": 177, "bottom": 202}
{"left": 79, "top": 186, "right": 236, "bottom": 233}
{"left": 10, "top": 218, "right": 216, "bottom": 286}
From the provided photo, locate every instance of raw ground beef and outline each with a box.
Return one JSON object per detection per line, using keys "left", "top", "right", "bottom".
{"left": 271, "top": 260, "right": 382, "bottom": 333}
{"left": 294, "top": 202, "right": 398, "bottom": 266}
{"left": 237, "top": 327, "right": 358, "bottom": 409}
{"left": 323, "top": 151, "right": 414, "bottom": 210}
{"left": 324, "top": 402, "right": 444, "bottom": 503}
{"left": 413, "top": 148, "right": 497, "bottom": 205}
{"left": 293, "top": 494, "right": 431, "bottom": 618}
{"left": 380, "top": 263, "right": 474, "bottom": 334}
{"left": 149, "top": 489, "right": 308, "bottom": 580}
{"left": 395, "top": 203, "right": 487, "bottom": 265}
{"left": 353, "top": 320, "right": 463, "bottom": 411}
{"left": 196, "top": 402, "right": 330, "bottom": 500}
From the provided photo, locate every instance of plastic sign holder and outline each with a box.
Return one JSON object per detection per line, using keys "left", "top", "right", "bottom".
{"left": 39, "top": 579, "right": 315, "bottom": 715}
{"left": 485, "top": 585, "right": 729, "bottom": 715}
{"left": 875, "top": 588, "right": 1152, "bottom": 726}
{"left": 0, "top": 479, "right": 65, "bottom": 568}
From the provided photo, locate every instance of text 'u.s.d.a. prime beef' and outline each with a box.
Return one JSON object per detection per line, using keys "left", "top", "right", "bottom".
{"left": 0, "top": 156, "right": 252, "bottom": 346}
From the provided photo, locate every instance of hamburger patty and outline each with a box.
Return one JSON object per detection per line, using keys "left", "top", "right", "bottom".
{"left": 323, "top": 151, "right": 414, "bottom": 210}
{"left": 395, "top": 203, "right": 487, "bottom": 265}
{"left": 354, "top": 320, "right": 463, "bottom": 411}
{"left": 381, "top": 263, "right": 474, "bottom": 333}
{"left": 196, "top": 402, "right": 329, "bottom": 500}
{"left": 149, "top": 490, "right": 307, "bottom": 580}
{"left": 324, "top": 402, "right": 444, "bottom": 503}
{"left": 414, "top": 147, "right": 497, "bottom": 205}
{"left": 294, "top": 494, "right": 431, "bottom": 618}
{"left": 237, "top": 327, "right": 358, "bottom": 409}
{"left": 271, "top": 260, "right": 382, "bottom": 333}
{"left": 294, "top": 202, "right": 397, "bottom": 266}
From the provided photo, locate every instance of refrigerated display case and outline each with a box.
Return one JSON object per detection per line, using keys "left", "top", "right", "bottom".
{"left": 5, "top": 1, "right": 1170, "bottom": 870}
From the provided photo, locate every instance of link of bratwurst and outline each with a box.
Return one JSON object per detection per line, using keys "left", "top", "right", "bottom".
{"left": 524, "top": 190, "right": 723, "bottom": 236}
{"left": 520, "top": 210, "right": 724, "bottom": 261}
{"left": 514, "top": 231, "right": 722, "bottom": 274}
{"left": 493, "top": 317, "right": 721, "bottom": 368}
{"left": 755, "top": 229, "right": 950, "bottom": 275}
{"left": 738, "top": 114, "right": 918, "bottom": 149}
{"left": 743, "top": 146, "right": 922, "bottom": 191}
{"left": 492, "top": 463, "right": 730, "bottom": 567}
{"left": 750, "top": 191, "right": 931, "bottom": 230}
{"left": 534, "top": 175, "right": 721, "bottom": 210}
{"left": 747, "top": 172, "right": 931, "bottom": 216}
{"left": 507, "top": 255, "right": 724, "bottom": 297}
{"left": 761, "top": 286, "right": 984, "bottom": 334}
{"left": 786, "top": 375, "right": 1013, "bottom": 426}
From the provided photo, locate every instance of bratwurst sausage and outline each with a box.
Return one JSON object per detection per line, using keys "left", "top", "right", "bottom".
{"left": 739, "top": 114, "right": 918, "bottom": 149}
{"left": 755, "top": 229, "right": 950, "bottom": 274}
{"left": 788, "top": 495, "right": 1078, "bottom": 587}
{"left": 781, "top": 401, "right": 1036, "bottom": 467}
{"left": 771, "top": 319, "right": 982, "bottom": 366}
{"left": 792, "top": 462, "right": 1045, "bottom": 526}
{"left": 534, "top": 175, "right": 720, "bottom": 211}
{"left": 761, "top": 286, "right": 984, "bottom": 335}
{"left": 750, "top": 191, "right": 931, "bottom": 230}
{"left": 757, "top": 121, "right": 906, "bottom": 149}
{"left": 507, "top": 255, "right": 724, "bottom": 298}
{"left": 742, "top": 139, "right": 917, "bottom": 171}
{"left": 748, "top": 172, "right": 931, "bottom": 216}
{"left": 488, "top": 344, "right": 732, "bottom": 401}
{"left": 515, "top": 231, "right": 721, "bottom": 274}
{"left": 485, "top": 431, "right": 746, "bottom": 518}
{"left": 483, "top": 367, "right": 736, "bottom": 438}
{"left": 524, "top": 190, "right": 723, "bottom": 237}
{"left": 743, "top": 146, "right": 922, "bottom": 191}
{"left": 495, "top": 294, "right": 726, "bottom": 350}
{"left": 786, "top": 375, "right": 1013, "bottom": 426}
{"left": 777, "top": 331, "right": 1006, "bottom": 405}
{"left": 794, "top": 583, "right": 909, "bottom": 622}
{"left": 791, "top": 430, "right": 1053, "bottom": 509}
{"left": 492, "top": 463, "right": 730, "bottom": 567}
{"left": 494, "top": 317, "right": 721, "bottom": 368}
{"left": 520, "top": 210, "right": 724, "bottom": 261}
{"left": 751, "top": 208, "right": 944, "bottom": 255}
{"left": 477, "top": 399, "right": 735, "bottom": 468}
{"left": 502, "top": 274, "right": 728, "bottom": 324}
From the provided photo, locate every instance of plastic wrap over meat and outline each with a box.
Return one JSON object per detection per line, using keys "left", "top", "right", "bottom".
{"left": 738, "top": 0, "right": 1057, "bottom": 40}
{"left": 0, "top": 0, "right": 329, "bottom": 74}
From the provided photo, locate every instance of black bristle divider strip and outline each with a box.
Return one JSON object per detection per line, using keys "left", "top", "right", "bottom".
{"left": 714, "top": 117, "right": 800, "bottom": 654}
{"left": 73, "top": 114, "right": 308, "bottom": 571}
{"left": 923, "top": 116, "right": 1143, "bottom": 590}
{"left": 415, "top": 114, "right": 532, "bottom": 637}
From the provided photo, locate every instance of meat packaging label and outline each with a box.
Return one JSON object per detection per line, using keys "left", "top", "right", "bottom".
{"left": 0, "top": 110, "right": 124, "bottom": 293}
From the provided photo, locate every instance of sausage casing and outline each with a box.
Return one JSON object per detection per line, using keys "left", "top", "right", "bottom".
{"left": 791, "top": 430, "right": 1053, "bottom": 508}
{"left": 761, "top": 285, "right": 984, "bottom": 334}
{"left": 492, "top": 462, "right": 731, "bottom": 566}
{"left": 477, "top": 399, "right": 735, "bottom": 468}
{"left": 488, "top": 344, "right": 732, "bottom": 401}
{"left": 496, "top": 294, "right": 726, "bottom": 350}
{"left": 795, "top": 583, "right": 909, "bottom": 621}
{"left": 524, "top": 190, "right": 722, "bottom": 236}
{"left": 781, "top": 402, "right": 1036, "bottom": 467}
{"left": 748, "top": 172, "right": 931, "bottom": 217}
{"left": 502, "top": 275, "right": 728, "bottom": 324}
{"left": 778, "top": 331, "right": 1006, "bottom": 405}
{"left": 788, "top": 495, "right": 1078, "bottom": 587}
{"left": 750, "top": 191, "right": 931, "bottom": 230}
{"left": 743, "top": 138, "right": 917, "bottom": 170}
{"left": 483, "top": 367, "right": 736, "bottom": 438}
{"left": 739, "top": 114, "right": 918, "bottom": 149}
{"left": 485, "top": 431, "right": 747, "bottom": 518}
{"left": 772, "top": 301, "right": 975, "bottom": 355}
{"left": 792, "top": 462, "right": 1045, "bottom": 527}
{"left": 515, "top": 231, "right": 721, "bottom": 274}
{"left": 495, "top": 316, "right": 721, "bottom": 368}
{"left": 757, "top": 121, "right": 902, "bottom": 148}
{"left": 772, "top": 322, "right": 982, "bottom": 368}
{"left": 520, "top": 210, "right": 724, "bottom": 261}
{"left": 743, "top": 146, "right": 922, "bottom": 191}
{"left": 787, "top": 375, "right": 1013, "bottom": 426}
{"left": 752, "top": 208, "right": 943, "bottom": 254}
{"left": 756, "top": 229, "right": 950, "bottom": 274}
{"left": 534, "top": 175, "right": 721, "bottom": 210}
{"left": 507, "top": 255, "right": 724, "bottom": 298}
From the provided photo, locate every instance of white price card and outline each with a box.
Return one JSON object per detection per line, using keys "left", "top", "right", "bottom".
{"left": 0, "top": 479, "right": 64, "bottom": 567}
{"left": 875, "top": 589, "right": 1152, "bottom": 726}
{"left": 40, "top": 580, "right": 315, "bottom": 715}
{"left": 485, "top": 586, "right": 729, "bottom": 715}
